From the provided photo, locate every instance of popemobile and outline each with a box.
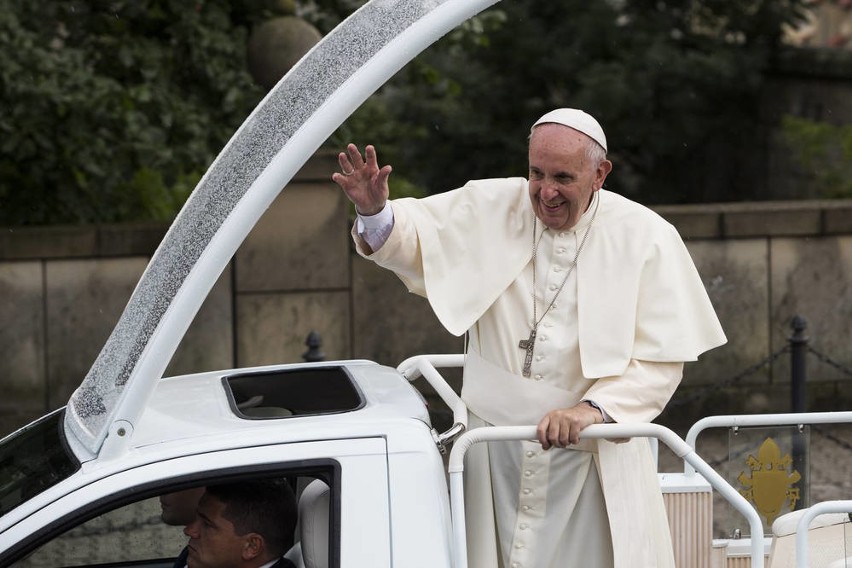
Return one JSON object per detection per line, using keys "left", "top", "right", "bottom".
{"left": 1, "top": 1, "right": 849, "bottom": 567}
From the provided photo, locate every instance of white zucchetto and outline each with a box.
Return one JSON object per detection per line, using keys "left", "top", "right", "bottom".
{"left": 531, "top": 108, "right": 608, "bottom": 152}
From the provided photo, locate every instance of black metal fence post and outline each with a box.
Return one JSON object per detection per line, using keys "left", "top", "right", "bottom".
{"left": 302, "top": 331, "right": 326, "bottom": 362}
{"left": 789, "top": 315, "right": 808, "bottom": 413}
{"left": 789, "top": 315, "right": 809, "bottom": 512}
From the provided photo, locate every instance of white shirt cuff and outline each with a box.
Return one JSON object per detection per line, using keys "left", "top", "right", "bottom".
{"left": 583, "top": 399, "right": 612, "bottom": 423}
{"left": 356, "top": 203, "right": 394, "bottom": 252}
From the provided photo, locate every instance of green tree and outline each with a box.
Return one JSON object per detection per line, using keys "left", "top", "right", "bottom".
{"left": 0, "top": 0, "right": 264, "bottom": 225}
{"left": 338, "top": 0, "right": 809, "bottom": 204}
{"left": 0, "top": 0, "right": 812, "bottom": 225}
{"left": 781, "top": 116, "right": 852, "bottom": 198}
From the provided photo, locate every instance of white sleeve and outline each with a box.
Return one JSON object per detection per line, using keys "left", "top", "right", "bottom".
{"left": 355, "top": 203, "right": 395, "bottom": 252}
{"left": 582, "top": 359, "right": 684, "bottom": 424}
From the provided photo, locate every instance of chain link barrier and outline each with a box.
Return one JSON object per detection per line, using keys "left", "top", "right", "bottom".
{"left": 806, "top": 346, "right": 852, "bottom": 451}
{"left": 671, "top": 342, "right": 852, "bottom": 408}
{"left": 813, "top": 425, "right": 852, "bottom": 453}
{"left": 669, "top": 345, "right": 791, "bottom": 408}
{"left": 807, "top": 346, "right": 852, "bottom": 378}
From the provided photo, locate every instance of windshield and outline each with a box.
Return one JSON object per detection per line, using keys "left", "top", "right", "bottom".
{"left": 0, "top": 409, "right": 81, "bottom": 516}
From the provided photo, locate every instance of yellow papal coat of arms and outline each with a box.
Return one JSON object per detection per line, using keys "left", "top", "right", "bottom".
{"left": 737, "top": 437, "right": 802, "bottom": 525}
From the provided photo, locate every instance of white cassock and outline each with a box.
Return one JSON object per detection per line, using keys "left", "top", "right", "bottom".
{"left": 354, "top": 180, "right": 726, "bottom": 568}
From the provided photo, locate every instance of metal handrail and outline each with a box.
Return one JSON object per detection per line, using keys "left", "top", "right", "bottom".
{"left": 683, "top": 411, "right": 852, "bottom": 475}
{"left": 795, "top": 500, "right": 852, "bottom": 568}
{"left": 397, "top": 355, "right": 468, "bottom": 446}
{"left": 682, "top": 411, "right": 852, "bottom": 565}
{"left": 447, "top": 423, "right": 766, "bottom": 568}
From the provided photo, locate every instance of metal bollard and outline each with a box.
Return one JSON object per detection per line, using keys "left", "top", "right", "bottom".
{"left": 302, "top": 330, "right": 326, "bottom": 362}
{"left": 789, "top": 315, "right": 808, "bottom": 413}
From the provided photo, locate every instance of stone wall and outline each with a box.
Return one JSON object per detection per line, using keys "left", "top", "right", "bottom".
{"left": 653, "top": 200, "right": 852, "bottom": 425}
{"left": 1, "top": 152, "right": 851, "bottom": 437}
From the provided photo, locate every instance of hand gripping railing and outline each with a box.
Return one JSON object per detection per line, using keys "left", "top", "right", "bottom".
{"left": 447, "top": 424, "right": 766, "bottom": 568}
{"left": 397, "top": 355, "right": 468, "bottom": 452}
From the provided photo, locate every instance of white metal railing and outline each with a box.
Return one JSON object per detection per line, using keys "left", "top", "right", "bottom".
{"left": 398, "top": 355, "right": 468, "bottom": 450}
{"left": 399, "top": 357, "right": 852, "bottom": 567}
{"left": 684, "top": 411, "right": 852, "bottom": 476}
{"left": 682, "top": 412, "right": 852, "bottom": 567}
{"left": 794, "top": 501, "right": 852, "bottom": 568}
{"left": 447, "top": 424, "right": 766, "bottom": 568}
{"left": 397, "top": 354, "right": 466, "bottom": 426}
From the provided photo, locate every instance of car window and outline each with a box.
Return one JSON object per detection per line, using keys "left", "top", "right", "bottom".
{"left": 12, "top": 471, "right": 333, "bottom": 568}
{"left": 15, "top": 497, "right": 184, "bottom": 567}
{"left": 0, "top": 409, "right": 80, "bottom": 517}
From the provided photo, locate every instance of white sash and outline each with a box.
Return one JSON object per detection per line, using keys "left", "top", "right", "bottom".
{"left": 461, "top": 349, "right": 597, "bottom": 453}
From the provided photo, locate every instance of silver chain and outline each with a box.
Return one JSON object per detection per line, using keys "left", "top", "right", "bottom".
{"left": 531, "top": 193, "right": 600, "bottom": 330}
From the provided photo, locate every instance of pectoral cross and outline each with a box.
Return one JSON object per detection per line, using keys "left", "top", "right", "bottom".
{"left": 518, "top": 327, "right": 537, "bottom": 378}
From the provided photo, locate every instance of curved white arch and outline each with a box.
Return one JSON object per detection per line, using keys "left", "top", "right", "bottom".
{"left": 66, "top": 0, "right": 502, "bottom": 458}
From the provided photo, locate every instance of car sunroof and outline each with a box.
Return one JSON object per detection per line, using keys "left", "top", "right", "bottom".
{"left": 224, "top": 366, "right": 365, "bottom": 419}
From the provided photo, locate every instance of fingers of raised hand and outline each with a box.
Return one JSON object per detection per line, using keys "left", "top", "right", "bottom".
{"left": 346, "top": 143, "right": 365, "bottom": 170}
{"left": 364, "top": 144, "right": 380, "bottom": 168}
{"left": 336, "top": 144, "right": 378, "bottom": 180}
{"left": 337, "top": 150, "right": 356, "bottom": 176}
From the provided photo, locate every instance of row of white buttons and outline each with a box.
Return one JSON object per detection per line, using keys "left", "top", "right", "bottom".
{"left": 509, "top": 445, "right": 545, "bottom": 568}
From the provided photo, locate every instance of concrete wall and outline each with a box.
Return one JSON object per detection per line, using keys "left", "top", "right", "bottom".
{"left": 1, "top": 152, "right": 851, "bottom": 437}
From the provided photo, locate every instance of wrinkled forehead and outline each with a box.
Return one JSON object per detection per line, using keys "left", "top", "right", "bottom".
{"left": 528, "top": 123, "right": 597, "bottom": 157}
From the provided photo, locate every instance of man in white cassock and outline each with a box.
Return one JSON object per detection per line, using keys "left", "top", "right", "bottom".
{"left": 332, "top": 108, "right": 726, "bottom": 568}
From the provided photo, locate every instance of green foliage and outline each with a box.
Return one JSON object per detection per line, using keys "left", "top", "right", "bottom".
{"left": 781, "top": 116, "right": 852, "bottom": 198}
{"left": 338, "top": 0, "right": 809, "bottom": 204}
{"left": 0, "top": 0, "right": 815, "bottom": 225}
{"left": 0, "top": 0, "right": 264, "bottom": 225}
{"left": 296, "top": 0, "right": 365, "bottom": 33}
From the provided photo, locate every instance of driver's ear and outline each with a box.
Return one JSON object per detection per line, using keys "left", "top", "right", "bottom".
{"left": 241, "top": 533, "right": 264, "bottom": 561}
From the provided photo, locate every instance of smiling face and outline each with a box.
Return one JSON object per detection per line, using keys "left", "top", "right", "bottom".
{"left": 528, "top": 123, "right": 612, "bottom": 232}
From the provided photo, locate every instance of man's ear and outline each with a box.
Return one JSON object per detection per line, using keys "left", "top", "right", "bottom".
{"left": 595, "top": 159, "right": 613, "bottom": 189}
{"left": 241, "top": 533, "right": 265, "bottom": 561}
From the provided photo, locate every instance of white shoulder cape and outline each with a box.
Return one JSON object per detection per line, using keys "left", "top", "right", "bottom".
{"left": 387, "top": 179, "right": 726, "bottom": 377}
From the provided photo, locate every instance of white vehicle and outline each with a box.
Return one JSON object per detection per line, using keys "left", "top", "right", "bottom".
{"left": 0, "top": 357, "right": 455, "bottom": 567}
{"left": 2, "top": 353, "right": 850, "bottom": 568}
{"left": 1, "top": 1, "right": 848, "bottom": 567}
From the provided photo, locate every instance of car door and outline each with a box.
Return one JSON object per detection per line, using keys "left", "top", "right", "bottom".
{"left": 1, "top": 437, "right": 391, "bottom": 568}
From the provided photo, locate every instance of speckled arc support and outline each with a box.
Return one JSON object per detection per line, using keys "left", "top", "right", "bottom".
{"left": 65, "top": 0, "right": 502, "bottom": 456}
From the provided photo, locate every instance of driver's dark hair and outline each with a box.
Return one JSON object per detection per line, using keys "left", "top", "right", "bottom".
{"left": 205, "top": 478, "right": 297, "bottom": 556}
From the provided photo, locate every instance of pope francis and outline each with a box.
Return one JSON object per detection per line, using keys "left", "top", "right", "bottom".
{"left": 332, "top": 108, "right": 726, "bottom": 568}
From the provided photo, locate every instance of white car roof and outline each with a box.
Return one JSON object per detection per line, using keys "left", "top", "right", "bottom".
{"left": 126, "top": 360, "right": 430, "bottom": 452}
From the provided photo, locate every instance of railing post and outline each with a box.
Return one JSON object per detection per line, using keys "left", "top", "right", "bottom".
{"left": 789, "top": 316, "right": 808, "bottom": 413}
{"left": 302, "top": 330, "right": 325, "bottom": 362}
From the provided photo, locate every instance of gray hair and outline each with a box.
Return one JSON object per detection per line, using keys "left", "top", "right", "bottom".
{"left": 585, "top": 137, "right": 607, "bottom": 167}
